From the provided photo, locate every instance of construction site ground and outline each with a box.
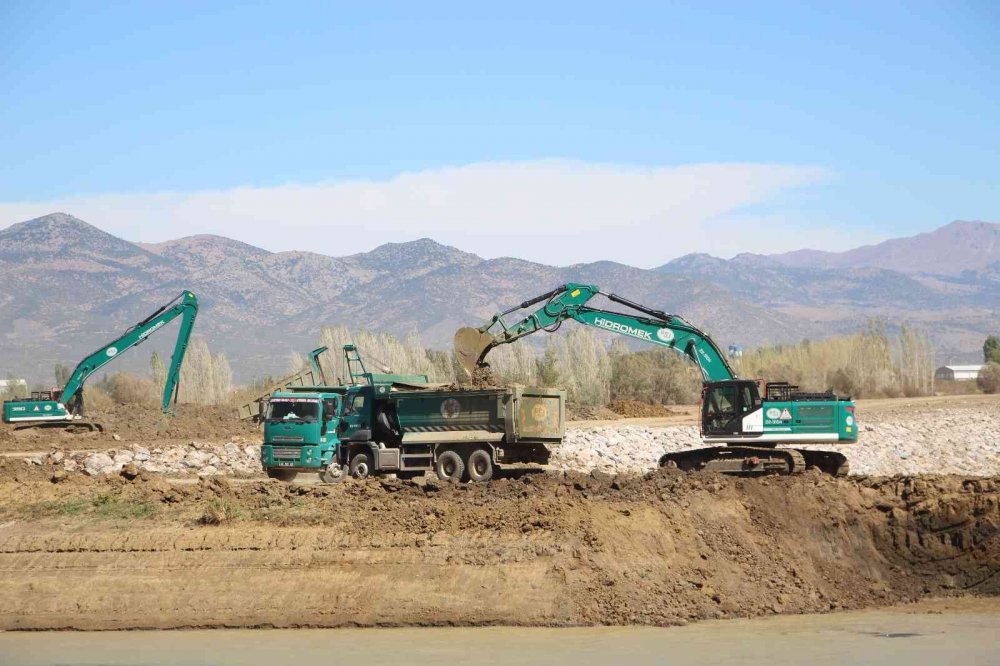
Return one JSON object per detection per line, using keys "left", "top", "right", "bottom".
{"left": 0, "top": 394, "right": 997, "bottom": 630}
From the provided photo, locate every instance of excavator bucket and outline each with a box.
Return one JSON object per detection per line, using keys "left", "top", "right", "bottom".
{"left": 454, "top": 327, "right": 496, "bottom": 378}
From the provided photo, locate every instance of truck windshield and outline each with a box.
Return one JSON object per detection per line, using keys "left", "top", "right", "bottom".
{"left": 267, "top": 400, "right": 320, "bottom": 423}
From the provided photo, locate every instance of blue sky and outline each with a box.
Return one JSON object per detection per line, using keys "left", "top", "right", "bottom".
{"left": 1, "top": 1, "right": 997, "bottom": 265}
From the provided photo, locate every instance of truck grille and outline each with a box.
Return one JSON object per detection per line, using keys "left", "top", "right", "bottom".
{"left": 272, "top": 447, "right": 302, "bottom": 459}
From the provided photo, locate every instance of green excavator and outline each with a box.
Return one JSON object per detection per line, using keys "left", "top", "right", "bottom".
{"left": 2, "top": 291, "right": 199, "bottom": 433}
{"left": 455, "top": 283, "right": 856, "bottom": 476}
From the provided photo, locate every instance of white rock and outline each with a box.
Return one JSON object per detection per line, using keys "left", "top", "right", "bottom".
{"left": 83, "top": 452, "right": 114, "bottom": 476}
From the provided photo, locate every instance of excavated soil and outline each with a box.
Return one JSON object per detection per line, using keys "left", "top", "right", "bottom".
{"left": 0, "top": 403, "right": 258, "bottom": 452}
{"left": 0, "top": 458, "right": 996, "bottom": 630}
{"left": 608, "top": 400, "right": 676, "bottom": 418}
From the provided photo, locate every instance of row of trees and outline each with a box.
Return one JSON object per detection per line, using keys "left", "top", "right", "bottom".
{"left": 738, "top": 322, "right": 935, "bottom": 399}
{"left": 22, "top": 321, "right": 963, "bottom": 410}
{"left": 86, "top": 339, "right": 234, "bottom": 408}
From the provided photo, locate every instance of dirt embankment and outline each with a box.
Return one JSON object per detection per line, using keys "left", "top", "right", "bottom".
{"left": 0, "top": 461, "right": 996, "bottom": 630}
{"left": 0, "top": 403, "right": 258, "bottom": 453}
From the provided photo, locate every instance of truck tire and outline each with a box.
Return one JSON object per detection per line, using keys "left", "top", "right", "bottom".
{"left": 349, "top": 453, "right": 372, "bottom": 479}
{"left": 266, "top": 469, "right": 298, "bottom": 482}
{"left": 466, "top": 448, "right": 494, "bottom": 483}
{"left": 435, "top": 450, "right": 464, "bottom": 483}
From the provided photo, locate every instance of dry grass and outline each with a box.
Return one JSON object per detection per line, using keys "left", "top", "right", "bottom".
{"left": 738, "top": 321, "right": 935, "bottom": 398}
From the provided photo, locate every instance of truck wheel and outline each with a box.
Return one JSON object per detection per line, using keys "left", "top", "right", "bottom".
{"left": 349, "top": 453, "right": 372, "bottom": 479}
{"left": 266, "top": 469, "right": 298, "bottom": 482}
{"left": 466, "top": 449, "right": 494, "bottom": 483}
{"left": 435, "top": 450, "right": 465, "bottom": 483}
{"left": 321, "top": 464, "right": 346, "bottom": 484}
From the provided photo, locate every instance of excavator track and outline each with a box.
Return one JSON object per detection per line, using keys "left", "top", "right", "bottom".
{"left": 797, "top": 449, "right": 850, "bottom": 477}
{"left": 658, "top": 446, "right": 849, "bottom": 476}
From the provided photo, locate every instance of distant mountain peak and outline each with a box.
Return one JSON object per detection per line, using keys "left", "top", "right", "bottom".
{"left": 351, "top": 237, "right": 483, "bottom": 270}
{"left": 0, "top": 212, "right": 159, "bottom": 264}
{"left": 4, "top": 211, "right": 103, "bottom": 235}
{"left": 140, "top": 233, "right": 271, "bottom": 257}
{"left": 766, "top": 219, "right": 999, "bottom": 276}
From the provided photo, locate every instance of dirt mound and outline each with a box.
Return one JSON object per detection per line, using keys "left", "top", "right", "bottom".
{"left": 608, "top": 400, "right": 676, "bottom": 418}
{"left": 0, "top": 403, "right": 259, "bottom": 451}
{"left": 567, "top": 404, "right": 622, "bottom": 421}
{"left": 0, "top": 464, "right": 996, "bottom": 629}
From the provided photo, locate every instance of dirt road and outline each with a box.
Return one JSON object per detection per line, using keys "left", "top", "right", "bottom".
{"left": 0, "top": 459, "right": 996, "bottom": 630}
{"left": 3, "top": 599, "right": 998, "bottom": 666}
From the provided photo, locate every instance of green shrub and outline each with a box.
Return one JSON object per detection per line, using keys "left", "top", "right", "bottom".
{"left": 978, "top": 363, "right": 1000, "bottom": 394}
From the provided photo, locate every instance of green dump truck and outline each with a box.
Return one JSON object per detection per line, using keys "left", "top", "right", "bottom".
{"left": 261, "top": 382, "right": 565, "bottom": 483}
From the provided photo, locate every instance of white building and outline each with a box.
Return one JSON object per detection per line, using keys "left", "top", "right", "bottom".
{"left": 934, "top": 365, "right": 985, "bottom": 381}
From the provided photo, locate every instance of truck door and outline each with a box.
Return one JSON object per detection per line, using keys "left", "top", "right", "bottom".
{"left": 321, "top": 396, "right": 340, "bottom": 437}
{"left": 340, "top": 388, "right": 372, "bottom": 440}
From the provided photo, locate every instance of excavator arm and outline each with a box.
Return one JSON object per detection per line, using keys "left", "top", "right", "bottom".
{"left": 454, "top": 283, "right": 736, "bottom": 382}
{"left": 59, "top": 290, "right": 199, "bottom": 414}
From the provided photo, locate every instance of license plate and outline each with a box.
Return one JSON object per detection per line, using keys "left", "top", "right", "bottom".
{"left": 277, "top": 462, "right": 294, "bottom": 467}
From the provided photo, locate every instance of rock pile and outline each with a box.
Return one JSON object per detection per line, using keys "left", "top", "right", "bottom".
{"left": 22, "top": 406, "right": 1000, "bottom": 479}
{"left": 799, "top": 408, "right": 1000, "bottom": 476}
{"left": 551, "top": 425, "right": 702, "bottom": 474}
{"left": 552, "top": 406, "right": 1000, "bottom": 477}
{"left": 27, "top": 440, "right": 262, "bottom": 477}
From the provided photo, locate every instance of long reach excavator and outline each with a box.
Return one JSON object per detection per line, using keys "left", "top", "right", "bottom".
{"left": 2, "top": 291, "right": 199, "bottom": 433}
{"left": 455, "top": 283, "right": 856, "bottom": 476}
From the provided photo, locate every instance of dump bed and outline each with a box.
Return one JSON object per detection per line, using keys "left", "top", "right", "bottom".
{"left": 390, "top": 386, "right": 564, "bottom": 444}
{"left": 238, "top": 366, "right": 324, "bottom": 421}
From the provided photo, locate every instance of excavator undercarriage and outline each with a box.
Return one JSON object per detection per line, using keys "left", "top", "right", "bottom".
{"left": 660, "top": 446, "right": 849, "bottom": 477}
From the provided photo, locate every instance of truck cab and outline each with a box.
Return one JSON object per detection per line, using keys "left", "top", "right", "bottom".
{"left": 260, "top": 388, "right": 345, "bottom": 481}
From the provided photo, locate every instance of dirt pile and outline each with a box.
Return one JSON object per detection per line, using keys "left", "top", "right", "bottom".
{"left": 0, "top": 403, "right": 259, "bottom": 452}
{"left": 608, "top": 400, "right": 675, "bottom": 418}
{"left": 0, "top": 464, "right": 996, "bottom": 630}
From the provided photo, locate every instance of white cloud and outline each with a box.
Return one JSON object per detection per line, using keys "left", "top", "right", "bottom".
{"left": 0, "top": 160, "right": 848, "bottom": 266}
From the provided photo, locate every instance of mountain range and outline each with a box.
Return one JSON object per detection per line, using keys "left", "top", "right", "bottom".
{"left": 0, "top": 213, "right": 996, "bottom": 383}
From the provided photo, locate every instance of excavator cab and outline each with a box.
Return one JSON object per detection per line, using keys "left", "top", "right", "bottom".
{"left": 701, "top": 380, "right": 762, "bottom": 437}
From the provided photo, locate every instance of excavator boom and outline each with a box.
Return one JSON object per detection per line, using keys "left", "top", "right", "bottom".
{"left": 454, "top": 283, "right": 736, "bottom": 381}
{"left": 2, "top": 291, "right": 199, "bottom": 428}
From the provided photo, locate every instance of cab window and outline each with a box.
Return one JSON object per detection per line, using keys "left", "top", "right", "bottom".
{"left": 706, "top": 386, "right": 737, "bottom": 419}
{"left": 344, "top": 393, "right": 365, "bottom": 415}
{"left": 267, "top": 400, "right": 319, "bottom": 422}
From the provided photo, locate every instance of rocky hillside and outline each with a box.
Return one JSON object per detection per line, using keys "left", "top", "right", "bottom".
{"left": 765, "top": 220, "right": 1000, "bottom": 275}
{"left": 0, "top": 213, "right": 996, "bottom": 383}
{"left": 658, "top": 220, "right": 999, "bottom": 362}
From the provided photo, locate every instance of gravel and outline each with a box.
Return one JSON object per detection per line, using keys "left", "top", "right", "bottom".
{"left": 25, "top": 406, "right": 1000, "bottom": 478}
{"left": 29, "top": 440, "right": 263, "bottom": 477}
{"left": 551, "top": 406, "right": 1000, "bottom": 477}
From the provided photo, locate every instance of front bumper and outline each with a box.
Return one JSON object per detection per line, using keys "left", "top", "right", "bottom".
{"left": 261, "top": 444, "right": 335, "bottom": 470}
